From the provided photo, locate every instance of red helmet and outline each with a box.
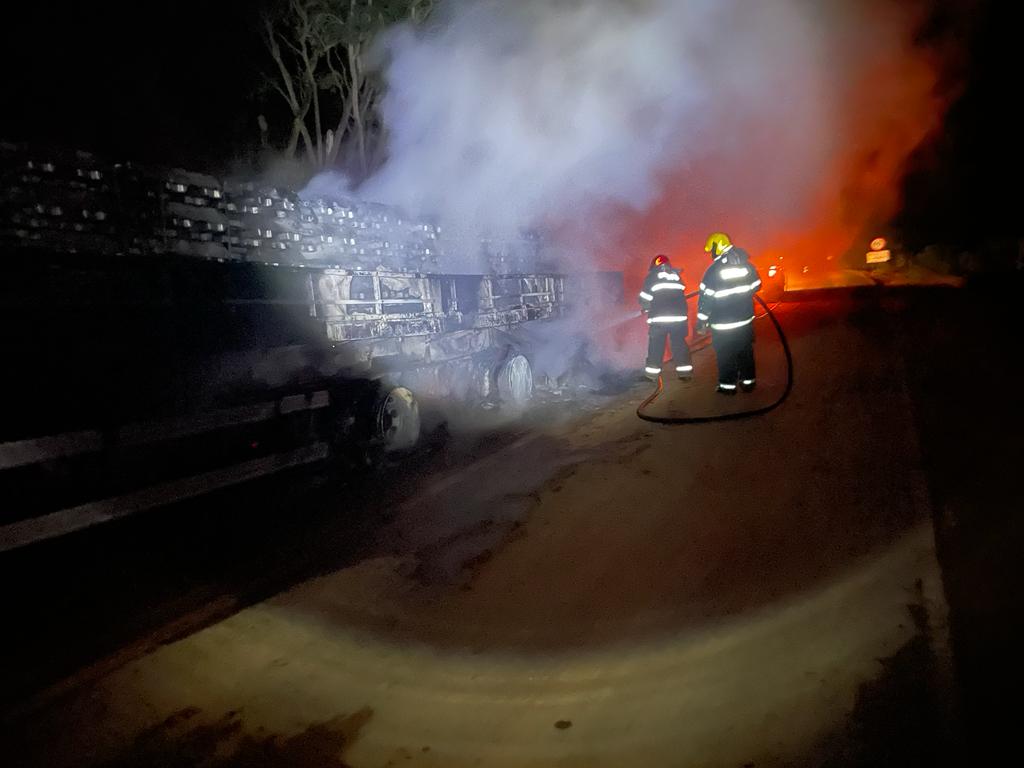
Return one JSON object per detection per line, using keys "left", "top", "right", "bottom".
{"left": 650, "top": 254, "right": 670, "bottom": 269}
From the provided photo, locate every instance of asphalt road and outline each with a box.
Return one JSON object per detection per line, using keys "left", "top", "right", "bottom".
{"left": 3, "top": 283, "right": 1022, "bottom": 767}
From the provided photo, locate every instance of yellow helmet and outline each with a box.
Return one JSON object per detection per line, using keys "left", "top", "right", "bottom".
{"left": 704, "top": 232, "right": 732, "bottom": 257}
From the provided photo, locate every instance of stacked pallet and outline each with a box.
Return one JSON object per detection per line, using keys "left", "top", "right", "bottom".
{"left": 0, "top": 142, "right": 537, "bottom": 275}
{"left": 1, "top": 143, "right": 121, "bottom": 255}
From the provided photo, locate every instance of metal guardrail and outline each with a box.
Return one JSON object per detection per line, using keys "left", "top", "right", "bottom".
{"left": 0, "top": 391, "right": 329, "bottom": 471}
{"left": 0, "top": 443, "right": 329, "bottom": 554}
{"left": 0, "top": 391, "right": 332, "bottom": 553}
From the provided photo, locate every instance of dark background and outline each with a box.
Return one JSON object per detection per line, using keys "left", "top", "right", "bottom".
{"left": 0, "top": 0, "right": 1020, "bottom": 249}
{"left": 0, "top": 1, "right": 266, "bottom": 169}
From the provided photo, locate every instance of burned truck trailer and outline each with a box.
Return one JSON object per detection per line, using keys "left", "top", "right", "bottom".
{"left": 0, "top": 143, "right": 621, "bottom": 550}
{"left": 314, "top": 268, "right": 573, "bottom": 446}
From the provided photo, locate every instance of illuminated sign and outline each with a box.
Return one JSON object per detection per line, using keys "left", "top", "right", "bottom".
{"left": 866, "top": 249, "right": 891, "bottom": 264}
{"left": 870, "top": 237, "right": 887, "bottom": 251}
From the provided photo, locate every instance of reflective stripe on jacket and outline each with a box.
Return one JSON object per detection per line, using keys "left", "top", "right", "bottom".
{"left": 697, "top": 248, "right": 761, "bottom": 329}
{"left": 639, "top": 266, "right": 688, "bottom": 323}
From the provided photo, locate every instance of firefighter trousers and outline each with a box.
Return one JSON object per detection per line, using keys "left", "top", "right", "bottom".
{"left": 712, "top": 324, "right": 755, "bottom": 386}
{"left": 647, "top": 322, "right": 692, "bottom": 374}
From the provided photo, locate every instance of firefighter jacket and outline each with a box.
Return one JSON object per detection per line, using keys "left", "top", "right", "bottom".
{"left": 638, "top": 265, "right": 689, "bottom": 325}
{"left": 697, "top": 248, "right": 762, "bottom": 330}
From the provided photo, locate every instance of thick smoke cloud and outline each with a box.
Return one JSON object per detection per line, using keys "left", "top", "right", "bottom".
{"left": 305, "top": 0, "right": 950, "bottom": 379}
{"left": 365, "top": 0, "right": 723, "bottom": 235}
{"left": 353, "top": 0, "right": 945, "bottom": 276}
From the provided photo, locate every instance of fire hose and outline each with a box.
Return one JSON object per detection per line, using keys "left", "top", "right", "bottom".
{"left": 636, "top": 293, "right": 793, "bottom": 424}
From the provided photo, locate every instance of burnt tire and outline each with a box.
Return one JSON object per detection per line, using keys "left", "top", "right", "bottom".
{"left": 496, "top": 354, "right": 534, "bottom": 407}
{"left": 375, "top": 386, "right": 420, "bottom": 452}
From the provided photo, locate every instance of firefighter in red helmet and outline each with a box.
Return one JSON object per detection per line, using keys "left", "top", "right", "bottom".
{"left": 638, "top": 254, "right": 693, "bottom": 381}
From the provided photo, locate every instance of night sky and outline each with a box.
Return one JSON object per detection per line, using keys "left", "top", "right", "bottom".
{"left": 1, "top": 1, "right": 265, "bottom": 168}
{"left": 895, "top": 0, "right": 1022, "bottom": 248}
{"left": 1, "top": 0, "right": 1019, "bottom": 247}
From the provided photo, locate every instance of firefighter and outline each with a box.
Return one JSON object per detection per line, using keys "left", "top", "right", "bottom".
{"left": 696, "top": 233, "right": 762, "bottom": 394}
{"left": 638, "top": 254, "right": 692, "bottom": 381}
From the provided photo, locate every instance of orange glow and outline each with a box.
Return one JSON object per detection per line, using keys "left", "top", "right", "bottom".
{"left": 553, "top": 4, "right": 951, "bottom": 323}
{"left": 870, "top": 238, "right": 887, "bottom": 251}
{"left": 543, "top": 3, "right": 959, "bottom": 373}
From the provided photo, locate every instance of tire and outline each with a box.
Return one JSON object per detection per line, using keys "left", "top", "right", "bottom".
{"left": 496, "top": 354, "right": 534, "bottom": 407}
{"left": 375, "top": 386, "right": 420, "bottom": 452}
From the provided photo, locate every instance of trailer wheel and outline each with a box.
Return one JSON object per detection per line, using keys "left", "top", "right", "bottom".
{"left": 496, "top": 354, "right": 534, "bottom": 407}
{"left": 376, "top": 387, "right": 420, "bottom": 452}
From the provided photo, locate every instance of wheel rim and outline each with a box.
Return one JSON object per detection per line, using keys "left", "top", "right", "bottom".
{"left": 376, "top": 387, "right": 420, "bottom": 451}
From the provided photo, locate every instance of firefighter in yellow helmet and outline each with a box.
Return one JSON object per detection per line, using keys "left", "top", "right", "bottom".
{"left": 696, "top": 233, "right": 762, "bottom": 394}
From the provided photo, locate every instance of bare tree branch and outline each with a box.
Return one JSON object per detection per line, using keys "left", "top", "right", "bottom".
{"left": 257, "top": 0, "right": 434, "bottom": 175}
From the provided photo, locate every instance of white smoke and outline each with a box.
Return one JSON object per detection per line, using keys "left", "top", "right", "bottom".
{"left": 339, "top": 0, "right": 940, "bottom": 265}
{"left": 365, "top": 0, "right": 729, "bottom": 233}
{"left": 302, "top": 0, "right": 945, "bottom": 378}
{"left": 296, "top": 0, "right": 942, "bottom": 378}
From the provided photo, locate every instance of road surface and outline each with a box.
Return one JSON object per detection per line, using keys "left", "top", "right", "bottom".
{"left": 3, "top": 284, "right": 1022, "bottom": 767}
{"left": 782, "top": 268, "right": 876, "bottom": 292}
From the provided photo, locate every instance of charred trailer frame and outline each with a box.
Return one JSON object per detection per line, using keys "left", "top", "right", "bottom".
{"left": 0, "top": 251, "right": 614, "bottom": 552}
{"left": 0, "top": 141, "right": 621, "bottom": 550}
